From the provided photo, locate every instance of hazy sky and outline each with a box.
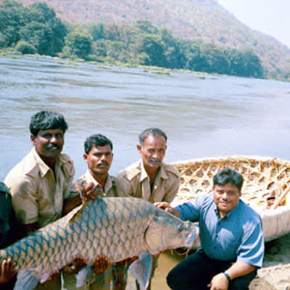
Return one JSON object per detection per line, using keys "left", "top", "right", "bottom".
{"left": 218, "top": 0, "right": 290, "bottom": 48}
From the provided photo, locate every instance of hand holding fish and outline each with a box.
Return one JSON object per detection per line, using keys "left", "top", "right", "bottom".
{"left": 0, "top": 258, "right": 16, "bottom": 284}
{"left": 154, "top": 202, "right": 180, "bottom": 217}
{"left": 75, "top": 180, "right": 101, "bottom": 201}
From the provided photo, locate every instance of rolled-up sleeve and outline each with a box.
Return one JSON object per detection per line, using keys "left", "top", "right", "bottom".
{"left": 175, "top": 194, "right": 205, "bottom": 222}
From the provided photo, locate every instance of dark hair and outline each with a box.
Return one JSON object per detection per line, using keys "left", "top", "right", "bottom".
{"left": 0, "top": 182, "right": 9, "bottom": 194}
{"left": 30, "top": 111, "right": 68, "bottom": 136}
{"left": 84, "top": 134, "right": 113, "bottom": 154}
{"left": 139, "top": 128, "right": 167, "bottom": 144}
{"left": 213, "top": 168, "right": 244, "bottom": 191}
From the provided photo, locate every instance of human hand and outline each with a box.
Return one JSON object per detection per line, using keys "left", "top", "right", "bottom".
{"left": 154, "top": 202, "right": 180, "bottom": 217}
{"left": 0, "top": 259, "right": 16, "bottom": 284}
{"left": 75, "top": 181, "right": 101, "bottom": 201}
{"left": 208, "top": 273, "right": 229, "bottom": 290}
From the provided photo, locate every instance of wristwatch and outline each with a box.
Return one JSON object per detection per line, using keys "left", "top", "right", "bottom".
{"left": 223, "top": 271, "right": 232, "bottom": 282}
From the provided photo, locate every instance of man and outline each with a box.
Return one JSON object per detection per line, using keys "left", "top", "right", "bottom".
{"left": 156, "top": 168, "right": 264, "bottom": 290}
{"left": 4, "top": 111, "right": 95, "bottom": 290}
{"left": 117, "top": 128, "right": 180, "bottom": 289}
{"left": 63, "top": 133, "right": 126, "bottom": 290}
{"left": 117, "top": 127, "right": 179, "bottom": 203}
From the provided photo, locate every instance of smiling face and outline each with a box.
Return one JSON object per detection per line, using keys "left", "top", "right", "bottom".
{"left": 84, "top": 145, "right": 113, "bottom": 178}
{"left": 137, "top": 134, "right": 167, "bottom": 172}
{"left": 31, "top": 129, "right": 64, "bottom": 161}
{"left": 213, "top": 183, "right": 241, "bottom": 217}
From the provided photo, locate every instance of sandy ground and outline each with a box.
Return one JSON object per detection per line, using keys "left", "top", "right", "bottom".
{"left": 250, "top": 233, "right": 290, "bottom": 290}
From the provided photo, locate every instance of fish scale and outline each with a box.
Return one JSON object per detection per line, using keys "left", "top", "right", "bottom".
{"left": 0, "top": 197, "right": 197, "bottom": 289}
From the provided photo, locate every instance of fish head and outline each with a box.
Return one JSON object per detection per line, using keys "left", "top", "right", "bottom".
{"left": 145, "top": 208, "right": 197, "bottom": 255}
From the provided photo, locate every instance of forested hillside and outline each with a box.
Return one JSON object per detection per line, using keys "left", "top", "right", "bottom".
{"left": 1, "top": 0, "right": 289, "bottom": 80}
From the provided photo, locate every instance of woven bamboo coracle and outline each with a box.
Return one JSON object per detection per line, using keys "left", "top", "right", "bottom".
{"left": 172, "top": 156, "right": 290, "bottom": 210}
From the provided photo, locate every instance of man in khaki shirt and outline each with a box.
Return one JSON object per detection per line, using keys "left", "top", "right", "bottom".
{"left": 117, "top": 127, "right": 180, "bottom": 289}
{"left": 5, "top": 111, "right": 95, "bottom": 290}
{"left": 117, "top": 128, "right": 179, "bottom": 203}
{"left": 63, "top": 134, "right": 127, "bottom": 290}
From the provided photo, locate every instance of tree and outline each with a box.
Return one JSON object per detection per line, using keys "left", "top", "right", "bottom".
{"left": 0, "top": 0, "right": 27, "bottom": 46}
{"left": 160, "top": 29, "right": 186, "bottom": 69}
{"left": 64, "top": 31, "right": 92, "bottom": 59}
{"left": 25, "top": 2, "right": 67, "bottom": 55}
{"left": 90, "top": 23, "right": 105, "bottom": 41}
{"left": 137, "top": 34, "right": 167, "bottom": 67}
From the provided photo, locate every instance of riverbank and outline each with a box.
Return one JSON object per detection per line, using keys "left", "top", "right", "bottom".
{"left": 0, "top": 50, "right": 266, "bottom": 80}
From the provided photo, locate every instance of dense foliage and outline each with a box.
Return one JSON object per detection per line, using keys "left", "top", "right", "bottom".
{"left": 0, "top": 0, "right": 67, "bottom": 56}
{"left": 0, "top": 1, "right": 264, "bottom": 78}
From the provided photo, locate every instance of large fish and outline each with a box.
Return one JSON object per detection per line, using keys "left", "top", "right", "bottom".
{"left": 0, "top": 197, "right": 197, "bottom": 290}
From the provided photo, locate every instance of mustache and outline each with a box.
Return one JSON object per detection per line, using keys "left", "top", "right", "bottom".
{"left": 97, "top": 162, "right": 109, "bottom": 166}
{"left": 149, "top": 158, "right": 161, "bottom": 163}
{"left": 45, "top": 144, "right": 61, "bottom": 150}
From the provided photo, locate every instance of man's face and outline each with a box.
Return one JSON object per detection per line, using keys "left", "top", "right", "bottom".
{"left": 137, "top": 135, "right": 167, "bottom": 170}
{"left": 84, "top": 145, "right": 113, "bottom": 177}
{"left": 213, "top": 183, "right": 241, "bottom": 216}
{"left": 31, "top": 129, "right": 64, "bottom": 160}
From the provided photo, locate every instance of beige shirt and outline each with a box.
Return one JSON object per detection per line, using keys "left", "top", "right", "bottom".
{"left": 76, "top": 170, "right": 121, "bottom": 197}
{"left": 116, "top": 161, "right": 180, "bottom": 203}
{"left": 4, "top": 148, "right": 77, "bottom": 227}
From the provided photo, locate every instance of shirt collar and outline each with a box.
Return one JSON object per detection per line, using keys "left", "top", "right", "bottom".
{"left": 139, "top": 160, "right": 168, "bottom": 182}
{"left": 84, "top": 170, "right": 113, "bottom": 193}
{"left": 32, "top": 148, "right": 51, "bottom": 178}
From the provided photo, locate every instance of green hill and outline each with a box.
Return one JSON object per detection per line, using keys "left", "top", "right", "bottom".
{"left": 3, "top": 0, "right": 290, "bottom": 80}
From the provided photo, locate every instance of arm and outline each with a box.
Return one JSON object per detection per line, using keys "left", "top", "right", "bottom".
{"left": 62, "top": 181, "right": 99, "bottom": 216}
{"left": 62, "top": 195, "right": 82, "bottom": 216}
{"left": 154, "top": 202, "right": 181, "bottom": 217}
{"left": 210, "top": 212, "right": 264, "bottom": 290}
{"left": 209, "top": 261, "right": 256, "bottom": 290}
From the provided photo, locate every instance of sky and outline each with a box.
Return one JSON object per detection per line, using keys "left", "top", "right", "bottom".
{"left": 217, "top": 0, "right": 290, "bottom": 48}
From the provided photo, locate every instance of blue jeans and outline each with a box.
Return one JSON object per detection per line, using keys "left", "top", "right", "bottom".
{"left": 167, "top": 249, "right": 257, "bottom": 290}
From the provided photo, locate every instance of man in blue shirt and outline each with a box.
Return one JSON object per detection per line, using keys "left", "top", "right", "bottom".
{"left": 156, "top": 168, "right": 264, "bottom": 290}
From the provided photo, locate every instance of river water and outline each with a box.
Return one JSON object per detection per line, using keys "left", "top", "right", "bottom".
{"left": 1, "top": 55, "right": 290, "bottom": 289}
{"left": 1, "top": 55, "right": 290, "bottom": 180}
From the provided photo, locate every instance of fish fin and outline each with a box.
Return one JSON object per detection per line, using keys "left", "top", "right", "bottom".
{"left": 14, "top": 269, "right": 39, "bottom": 290}
{"left": 75, "top": 265, "right": 92, "bottom": 288}
{"left": 68, "top": 200, "right": 90, "bottom": 224}
{"left": 128, "top": 251, "right": 153, "bottom": 290}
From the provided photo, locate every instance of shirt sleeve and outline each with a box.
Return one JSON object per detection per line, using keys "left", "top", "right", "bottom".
{"left": 8, "top": 177, "right": 39, "bottom": 225}
{"left": 175, "top": 194, "right": 205, "bottom": 222}
{"left": 63, "top": 160, "right": 79, "bottom": 200}
{"left": 163, "top": 176, "right": 180, "bottom": 203}
{"left": 236, "top": 217, "right": 265, "bottom": 268}
{"left": 115, "top": 175, "right": 133, "bottom": 197}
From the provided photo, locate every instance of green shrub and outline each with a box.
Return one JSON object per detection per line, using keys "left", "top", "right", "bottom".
{"left": 15, "top": 40, "right": 36, "bottom": 54}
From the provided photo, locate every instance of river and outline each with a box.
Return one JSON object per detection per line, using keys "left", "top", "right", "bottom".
{"left": 1, "top": 55, "right": 290, "bottom": 180}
